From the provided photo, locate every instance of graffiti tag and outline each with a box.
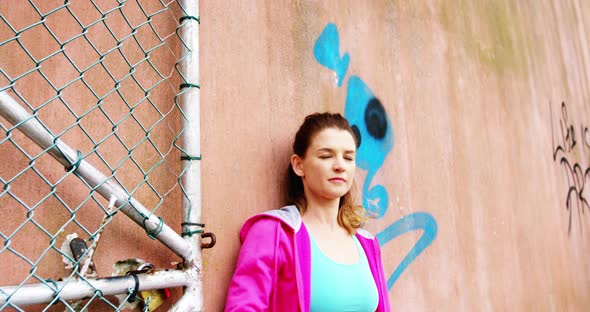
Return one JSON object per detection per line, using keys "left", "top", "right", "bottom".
{"left": 551, "top": 101, "right": 590, "bottom": 235}
{"left": 314, "top": 23, "right": 438, "bottom": 289}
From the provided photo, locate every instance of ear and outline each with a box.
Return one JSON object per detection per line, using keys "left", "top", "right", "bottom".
{"left": 290, "top": 154, "right": 304, "bottom": 177}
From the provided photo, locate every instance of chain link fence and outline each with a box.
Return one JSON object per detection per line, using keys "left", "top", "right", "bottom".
{"left": 0, "top": 0, "right": 201, "bottom": 311}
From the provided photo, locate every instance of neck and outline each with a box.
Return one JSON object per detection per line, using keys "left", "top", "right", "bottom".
{"left": 302, "top": 195, "right": 341, "bottom": 229}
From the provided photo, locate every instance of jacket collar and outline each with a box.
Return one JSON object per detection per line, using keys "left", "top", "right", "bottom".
{"left": 260, "top": 205, "right": 302, "bottom": 231}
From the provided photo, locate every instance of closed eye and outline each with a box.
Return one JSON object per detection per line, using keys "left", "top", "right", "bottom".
{"left": 344, "top": 152, "right": 355, "bottom": 161}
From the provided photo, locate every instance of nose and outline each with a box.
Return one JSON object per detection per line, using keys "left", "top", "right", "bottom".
{"left": 333, "top": 156, "right": 345, "bottom": 172}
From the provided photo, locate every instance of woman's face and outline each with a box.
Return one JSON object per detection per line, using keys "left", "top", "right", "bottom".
{"left": 292, "top": 127, "right": 357, "bottom": 203}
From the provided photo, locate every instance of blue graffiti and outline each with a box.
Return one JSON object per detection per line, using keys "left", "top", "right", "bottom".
{"left": 313, "top": 23, "right": 350, "bottom": 87}
{"left": 344, "top": 76, "right": 393, "bottom": 218}
{"left": 313, "top": 22, "right": 438, "bottom": 290}
{"left": 376, "top": 212, "right": 438, "bottom": 288}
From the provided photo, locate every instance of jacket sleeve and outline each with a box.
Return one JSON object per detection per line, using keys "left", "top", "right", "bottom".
{"left": 374, "top": 238, "right": 391, "bottom": 312}
{"left": 225, "top": 218, "right": 285, "bottom": 311}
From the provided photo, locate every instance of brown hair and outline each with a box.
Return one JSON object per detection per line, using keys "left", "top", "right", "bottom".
{"left": 286, "top": 112, "right": 367, "bottom": 234}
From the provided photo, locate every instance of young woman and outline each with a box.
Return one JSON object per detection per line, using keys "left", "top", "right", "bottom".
{"left": 225, "top": 113, "right": 390, "bottom": 312}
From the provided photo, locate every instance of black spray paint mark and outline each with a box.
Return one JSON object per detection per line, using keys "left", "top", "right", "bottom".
{"left": 551, "top": 101, "right": 590, "bottom": 235}
{"left": 365, "top": 98, "right": 388, "bottom": 140}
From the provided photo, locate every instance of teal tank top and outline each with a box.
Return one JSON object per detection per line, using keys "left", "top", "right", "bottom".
{"left": 309, "top": 234, "right": 379, "bottom": 311}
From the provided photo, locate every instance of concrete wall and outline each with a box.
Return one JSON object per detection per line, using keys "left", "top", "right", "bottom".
{"left": 201, "top": 1, "right": 590, "bottom": 310}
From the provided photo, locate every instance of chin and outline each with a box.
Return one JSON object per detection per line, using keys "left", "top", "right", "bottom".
{"left": 324, "top": 190, "right": 349, "bottom": 200}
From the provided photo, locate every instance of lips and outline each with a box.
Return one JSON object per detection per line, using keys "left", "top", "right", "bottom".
{"left": 329, "top": 177, "right": 346, "bottom": 182}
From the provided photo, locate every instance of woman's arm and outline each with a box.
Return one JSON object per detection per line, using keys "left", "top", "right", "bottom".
{"left": 225, "top": 218, "right": 285, "bottom": 311}
{"left": 374, "top": 238, "right": 391, "bottom": 312}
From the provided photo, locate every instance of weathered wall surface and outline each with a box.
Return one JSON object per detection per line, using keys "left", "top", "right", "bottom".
{"left": 201, "top": 0, "right": 590, "bottom": 310}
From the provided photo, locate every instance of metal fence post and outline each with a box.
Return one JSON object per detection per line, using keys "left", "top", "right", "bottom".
{"left": 171, "top": 0, "right": 203, "bottom": 311}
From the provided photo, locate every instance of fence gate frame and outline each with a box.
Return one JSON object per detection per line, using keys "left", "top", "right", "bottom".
{"left": 0, "top": 0, "right": 204, "bottom": 311}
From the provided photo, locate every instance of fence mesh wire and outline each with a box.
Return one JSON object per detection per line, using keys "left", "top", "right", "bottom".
{"left": 0, "top": 0, "right": 197, "bottom": 310}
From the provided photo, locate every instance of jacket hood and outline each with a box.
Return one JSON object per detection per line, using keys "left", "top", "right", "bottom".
{"left": 240, "top": 205, "right": 302, "bottom": 242}
{"left": 240, "top": 205, "right": 375, "bottom": 242}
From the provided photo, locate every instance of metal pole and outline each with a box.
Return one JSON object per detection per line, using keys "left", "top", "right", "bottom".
{"left": 171, "top": 0, "right": 202, "bottom": 311}
{"left": 0, "top": 270, "right": 190, "bottom": 307}
{"left": 0, "top": 91, "right": 192, "bottom": 260}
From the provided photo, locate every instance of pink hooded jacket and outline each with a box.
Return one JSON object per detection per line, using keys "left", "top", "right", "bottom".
{"left": 225, "top": 205, "right": 391, "bottom": 311}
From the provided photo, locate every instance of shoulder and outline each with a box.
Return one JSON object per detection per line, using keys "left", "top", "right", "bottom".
{"left": 258, "top": 205, "right": 302, "bottom": 231}
{"left": 239, "top": 205, "right": 302, "bottom": 242}
{"left": 355, "top": 228, "right": 381, "bottom": 256}
{"left": 356, "top": 228, "right": 376, "bottom": 240}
